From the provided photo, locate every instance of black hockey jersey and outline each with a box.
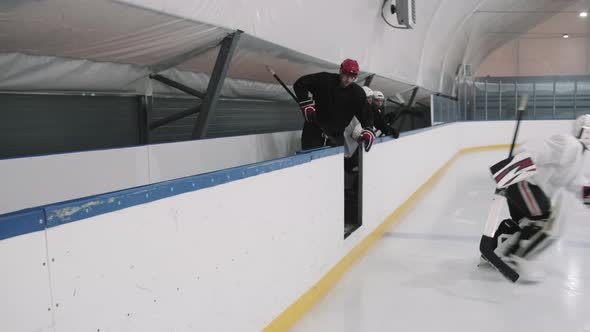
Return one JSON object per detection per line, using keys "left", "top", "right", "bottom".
{"left": 293, "top": 72, "right": 373, "bottom": 135}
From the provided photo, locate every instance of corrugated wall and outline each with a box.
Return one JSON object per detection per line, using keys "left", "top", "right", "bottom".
{"left": 0, "top": 93, "right": 303, "bottom": 158}
{"left": 0, "top": 94, "right": 140, "bottom": 159}
{"left": 149, "top": 97, "right": 301, "bottom": 143}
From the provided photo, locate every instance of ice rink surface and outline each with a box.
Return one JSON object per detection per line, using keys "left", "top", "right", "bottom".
{"left": 292, "top": 149, "right": 590, "bottom": 332}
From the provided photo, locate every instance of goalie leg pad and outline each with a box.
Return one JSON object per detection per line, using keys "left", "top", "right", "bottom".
{"left": 513, "top": 219, "right": 557, "bottom": 260}
{"left": 479, "top": 226, "right": 521, "bottom": 267}
{"left": 505, "top": 181, "right": 551, "bottom": 221}
{"left": 510, "top": 192, "right": 562, "bottom": 260}
{"left": 483, "top": 193, "right": 508, "bottom": 238}
{"left": 495, "top": 230, "right": 521, "bottom": 257}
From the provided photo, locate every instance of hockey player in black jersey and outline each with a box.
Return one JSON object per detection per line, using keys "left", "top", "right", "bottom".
{"left": 293, "top": 59, "right": 375, "bottom": 151}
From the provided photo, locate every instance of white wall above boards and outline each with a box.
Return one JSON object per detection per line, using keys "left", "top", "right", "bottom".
{"left": 147, "top": 130, "right": 301, "bottom": 183}
{"left": 0, "top": 147, "right": 150, "bottom": 215}
{"left": 0, "top": 129, "right": 301, "bottom": 215}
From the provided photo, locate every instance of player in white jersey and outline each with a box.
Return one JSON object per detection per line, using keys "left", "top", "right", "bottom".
{"left": 479, "top": 115, "right": 590, "bottom": 282}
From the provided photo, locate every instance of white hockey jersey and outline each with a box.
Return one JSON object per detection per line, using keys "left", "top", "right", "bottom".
{"left": 343, "top": 116, "right": 361, "bottom": 158}
{"left": 515, "top": 134, "right": 588, "bottom": 202}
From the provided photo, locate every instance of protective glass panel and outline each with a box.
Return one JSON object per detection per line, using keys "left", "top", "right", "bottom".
{"left": 500, "top": 83, "right": 516, "bottom": 120}
{"left": 486, "top": 83, "right": 500, "bottom": 120}
{"left": 555, "top": 81, "right": 575, "bottom": 119}
{"left": 576, "top": 81, "right": 590, "bottom": 118}
{"left": 474, "top": 82, "right": 486, "bottom": 120}
{"left": 534, "top": 82, "right": 554, "bottom": 120}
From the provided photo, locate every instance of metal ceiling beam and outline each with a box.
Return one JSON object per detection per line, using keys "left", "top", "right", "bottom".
{"left": 364, "top": 74, "right": 375, "bottom": 87}
{"left": 192, "top": 30, "right": 242, "bottom": 139}
{"left": 149, "top": 74, "right": 205, "bottom": 99}
{"left": 139, "top": 95, "right": 151, "bottom": 144}
{"left": 386, "top": 98, "right": 403, "bottom": 106}
{"left": 408, "top": 87, "right": 419, "bottom": 107}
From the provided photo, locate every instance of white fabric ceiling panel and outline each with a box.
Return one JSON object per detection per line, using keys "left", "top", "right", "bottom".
{"left": 0, "top": 0, "right": 380, "bottom": 99}
{"left": 0, "top": 52, "right": 147, "bottom": 92}
{"left": 154, "top": 68, "right": 295, "bottom": 101}
{"left": 0, "top": 52, "right": 295, "bottom": 101}
{"left": 179, "top": 34, "right": 342, "bottom": 85}
{"left": 0, "top": 0, "right": 579, "bottom": 98}
{"left": 116, "top": 0, "right": 439, "bottom": 89}
{"left": 0, "top": 0, "right": 231, "bottom": 67}
{"left": 117, "top": 0, "right": 576, "bottom": 94}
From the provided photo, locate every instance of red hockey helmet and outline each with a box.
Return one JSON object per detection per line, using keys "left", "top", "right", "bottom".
{"left": 340, "top": 59, "right": 359, "bottom": 76}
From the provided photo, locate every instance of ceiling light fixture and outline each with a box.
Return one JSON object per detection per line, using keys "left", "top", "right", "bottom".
{"left": 580, "top": 11, "right": 588, "bottom": 17}
{"left": 563, "top": 33, "right": 570, "bottom": 39}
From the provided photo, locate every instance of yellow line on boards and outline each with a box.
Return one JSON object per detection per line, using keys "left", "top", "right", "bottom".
{"left": 262, "top": 144, "right": 511, "bottom": 332}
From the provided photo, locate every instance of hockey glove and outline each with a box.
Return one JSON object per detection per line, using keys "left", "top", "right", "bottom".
{"left": 299, "top": 99, "right": 317, "bottom": 123}
{"left": 359, "top": 128, "right": 376, "bottom": 152}
{"left": 583, "top": 186, "right": 590, "bottom": 206}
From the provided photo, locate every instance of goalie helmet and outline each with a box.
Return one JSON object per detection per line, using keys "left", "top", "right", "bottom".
{"left": 373, "top": 91, "right": 385, "bottom": 100}
{"left": 572, "top": 114, "right": 590, "bottom": 148}
{"left": 362, "top": 86, "right": 373, "bottom": 98}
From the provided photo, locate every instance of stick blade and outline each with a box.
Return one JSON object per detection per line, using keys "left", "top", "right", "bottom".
{"left": 265, "top": 65, "right": 276, "bottom": 76}
{"left": 518, "top": 94, "right": 529, "bottom": 111}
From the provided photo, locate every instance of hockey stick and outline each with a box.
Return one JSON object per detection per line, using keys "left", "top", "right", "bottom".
{"left": 265, "top": 65, "right": 338, "bottom": 146}
{"left": 265, "top": 65, "right": 299, "bottom": 102}
{"left": 508, "top": 94, "right": 529, "bottom": 158}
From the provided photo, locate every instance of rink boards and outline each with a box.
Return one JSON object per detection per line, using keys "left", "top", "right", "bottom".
{"left": 0, "top": 120, "right": 576, "bottom": 331}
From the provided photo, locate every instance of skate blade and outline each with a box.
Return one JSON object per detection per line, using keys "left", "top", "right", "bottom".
{"left": 477, "top": 256, "right": 492, "bottom": 268}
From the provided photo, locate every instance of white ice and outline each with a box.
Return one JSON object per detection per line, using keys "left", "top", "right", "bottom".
{"left": 292, "top": 149, "right": 590, "bottom": 332}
